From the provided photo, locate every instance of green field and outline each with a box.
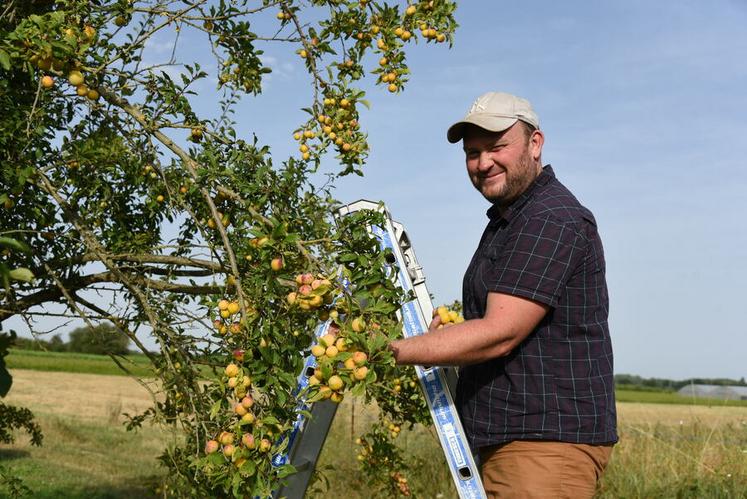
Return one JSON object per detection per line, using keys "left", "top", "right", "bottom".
{"left": 616, "top": 388, "right": 747, "bottom": 407}
{"left": 6, "top": 349, "right": 153, "bottom": 377}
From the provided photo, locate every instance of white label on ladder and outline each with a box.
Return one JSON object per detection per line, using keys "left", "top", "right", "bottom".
{"left": 442, "top": 423, "right": 466, "bottom": 468}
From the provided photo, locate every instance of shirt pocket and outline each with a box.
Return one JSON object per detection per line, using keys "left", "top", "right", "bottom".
{"left": 480, "top": 242, "right": 505, "bottom": 263}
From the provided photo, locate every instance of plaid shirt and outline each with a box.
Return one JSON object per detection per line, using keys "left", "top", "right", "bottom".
{"left": 456, "top": 165, "right": 618, "bottom": 447}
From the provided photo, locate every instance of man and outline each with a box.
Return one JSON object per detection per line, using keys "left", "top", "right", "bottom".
{"left": 388, "top": 92, "right": 617, "bottom": 498}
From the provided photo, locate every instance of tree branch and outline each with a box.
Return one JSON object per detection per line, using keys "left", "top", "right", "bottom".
{"left": 1, "top": 268, "right": 226, "bottom": 321}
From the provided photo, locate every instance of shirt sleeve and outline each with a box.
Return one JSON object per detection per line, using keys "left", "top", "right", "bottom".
{"left": 484, "top": 215, "right": 587, "bottom": 307}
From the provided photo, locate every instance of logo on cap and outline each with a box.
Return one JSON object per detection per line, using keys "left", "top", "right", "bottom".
{"left": 468, "top": 95, "right": 490, "bottom": 114}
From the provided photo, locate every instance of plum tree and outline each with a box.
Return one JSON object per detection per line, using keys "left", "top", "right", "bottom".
{"left": 0, "top": 0, "right": 457, "bottom": 496}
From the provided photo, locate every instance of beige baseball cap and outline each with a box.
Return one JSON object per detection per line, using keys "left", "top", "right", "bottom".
{"left": 447, "top": 92, "right": 540, "bottom": 143}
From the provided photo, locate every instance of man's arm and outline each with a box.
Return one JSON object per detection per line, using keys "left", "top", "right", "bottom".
{"left": 389, "top": 292, "right": 549, "bottom": 366}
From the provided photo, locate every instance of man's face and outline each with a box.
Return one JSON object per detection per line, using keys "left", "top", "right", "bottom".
{"left": 463, "top": 123, "right": 543, "bottom": 206}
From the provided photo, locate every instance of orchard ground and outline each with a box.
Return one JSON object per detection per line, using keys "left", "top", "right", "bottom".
{"left": 1, "top": 360, "right": 746, "bottom": 498}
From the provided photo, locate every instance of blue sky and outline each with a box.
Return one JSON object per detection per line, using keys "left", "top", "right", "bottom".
{"left": 243, "top": 1, "right": 747, "bottom": 380}
{"left": 326, "top": 1, "right": 747, "bottom": 380}
{"left": 11, "top": 1, "right": 747, "bottom": 380}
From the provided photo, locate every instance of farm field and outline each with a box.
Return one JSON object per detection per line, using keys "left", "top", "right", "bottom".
{"left": 616, "top": 388, "right": 747, "bottom": 407}
{"left": 1, "top": 362, "right": 746, "bottom": 498}
{"left": 1, "top": 369, "right": 168, "bottom": 498}
{"left": 5, "top": 349, "right": 153, "bottom": 378}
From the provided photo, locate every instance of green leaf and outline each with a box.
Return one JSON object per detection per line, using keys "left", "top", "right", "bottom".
{"left": 351, "top": 380, "right": 365, "bottom": 397}
{"left": 320, "top": 362, "right": 332, "bottom": 380}
{"left": 338, "top": 252, "right": 357, "bottom": 263}
{"left": 0, "top": 237, "right": 31, "bottom": 253}
{"left": 275, "top": 390, "right": 286, "bottom": 405}
{"left": 232, "top": 470, "right": 243, "bottom": 495}
{"left": 239, "top": 457, "right": 256, "bottom": 476}
{"left": 206, "top": 452, "right": 225, "bottom": 466}
{"left": 306, "top": 391, "right": 324, "bottom": 403}
{"left": 0, "top": 332, "right": 16, "bottom": 358}
{"left": 262, "top": 415, "right": 280, "bottom": 426}
{"left": 275, "top": 464, "right": 296, "bottom": 479}
{"left": 0, "top": 269, "right": 8, "bottom": 292}
{"left": 209, "top": 399, "right": 223, "bottom": 419}
{"left": 8, "top": 268, "right": 34, "bottom": 283}
{"left": 0, "top": 50, "right": 10, "bottom": 71}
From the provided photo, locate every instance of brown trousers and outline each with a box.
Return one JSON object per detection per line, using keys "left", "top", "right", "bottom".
{"left": 479, "top": 440, "right": 614, "bottom": 499}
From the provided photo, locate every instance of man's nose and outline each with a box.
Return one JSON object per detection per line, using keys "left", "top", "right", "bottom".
{"left": 477, "top": 152, "right": 494, "bottom": 171}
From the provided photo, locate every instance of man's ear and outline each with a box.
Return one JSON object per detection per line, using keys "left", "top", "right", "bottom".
{"left": 530, "top": 129, "right": 545, "bottom": 161}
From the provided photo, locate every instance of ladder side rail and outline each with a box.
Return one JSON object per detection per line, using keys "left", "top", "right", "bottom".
{"left": 270, "top": 321, "right": 339, "bottom": 499}
{"left": 365, "top": 212, "right": 486, "bottom": 499}
{"left": 391, "top": 221, "right": 460, "bottom": 399}
{"left": 272, "top": 321, "right": 333, "bottom": 467}
{"left": 272, "top": 400, "right": 338, "bottom": 499}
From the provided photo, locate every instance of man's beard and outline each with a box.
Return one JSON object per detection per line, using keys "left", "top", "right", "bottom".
{"left": 482, "top": 149, "right": 537, "bottom": 207}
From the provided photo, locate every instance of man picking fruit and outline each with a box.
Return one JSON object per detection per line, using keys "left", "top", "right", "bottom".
{"left": 389, "top": 92, "right": 617, "bottom": 498}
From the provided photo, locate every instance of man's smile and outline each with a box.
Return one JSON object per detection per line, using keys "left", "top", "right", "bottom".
{"left": 480, "top": 171, "right": 506, "bottom": 184}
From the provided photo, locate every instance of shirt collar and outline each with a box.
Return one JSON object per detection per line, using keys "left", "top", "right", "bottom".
{"left": 486, "top": 165, "right": 555, "bottom": 222}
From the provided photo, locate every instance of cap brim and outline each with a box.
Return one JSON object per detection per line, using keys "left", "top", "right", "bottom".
{"left": 447, "top": 116, "right": 519, "bottom": 143}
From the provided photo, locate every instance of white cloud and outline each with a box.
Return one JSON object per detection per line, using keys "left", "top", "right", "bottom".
{"left": 259, "top": 54, "right": 296, "bottom": 81}
{"left": 144, "top": 37, "right": 176, "bottom": 55}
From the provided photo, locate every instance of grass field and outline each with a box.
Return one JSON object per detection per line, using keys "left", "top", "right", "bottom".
{"left": 2, "top": 352, "right": 747, "bottom": 498}
{"left": 6, "top": 349, "right": 153, "bottom": 377}
{"left": 616, "top": 388, "right": 747, "bottom": 407}
{"left": 1, "top": 369, "right": 168, "bottom": 498}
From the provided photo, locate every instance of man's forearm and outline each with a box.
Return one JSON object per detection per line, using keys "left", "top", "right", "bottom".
{"left": 389, "top": 292, "right": 548, "bottom": 366}
{"left": 388, "top": 317, "right": 515, "bottom": 366}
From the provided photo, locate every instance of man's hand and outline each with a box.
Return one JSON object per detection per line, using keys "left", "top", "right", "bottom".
{"left": 390, "top": 292, "right": 549, "bottom": 366}
{"left": 428, "top": 311, "right": 443, "bottom": 331}
{"left": 327, "top": 321, "right": 340, "bottom": 336}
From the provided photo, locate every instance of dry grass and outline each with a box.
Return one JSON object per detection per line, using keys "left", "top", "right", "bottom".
{"left": 4, "top": 369, "right": 157, "bottom": 422}
{"left": 1, "top": 370, "right": 167, "bottom": 498}
{"left": 599, "top": 403, "right": 747, "bottom": 498}
{"left": 313, "top": 400, "right": 747, "bottom": 498}
{"left": 618, "top": 401, "right": 747, "bottom": 426}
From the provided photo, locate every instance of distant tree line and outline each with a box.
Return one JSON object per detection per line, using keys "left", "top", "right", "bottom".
{"left": 13, "top": 323, "right": 130, "bottom": 356}
{"left": 615, "top": 374, "right": 747, "bottom": 392}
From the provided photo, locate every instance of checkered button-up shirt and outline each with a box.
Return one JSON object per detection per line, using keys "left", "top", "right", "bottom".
{"left": 456, "top": 165, "right": 618, "bottom": 447}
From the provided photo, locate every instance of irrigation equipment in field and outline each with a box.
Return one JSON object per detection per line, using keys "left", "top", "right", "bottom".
{"left": 272, "top": 200, "right": 485, "bottom": 499}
